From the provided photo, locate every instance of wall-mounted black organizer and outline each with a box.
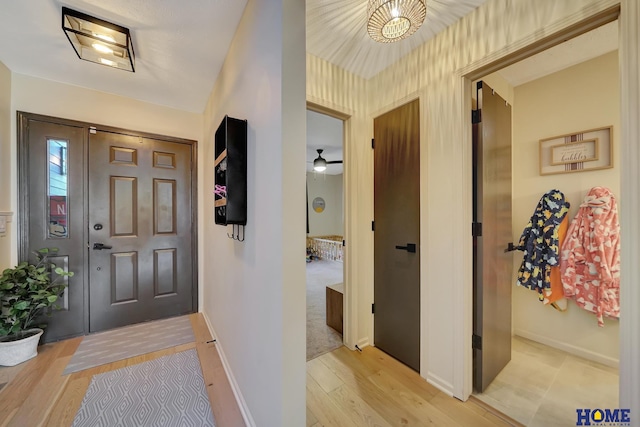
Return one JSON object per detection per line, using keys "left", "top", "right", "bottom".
{"left": 214, "top": 115, "right": 247, "bottom": 235}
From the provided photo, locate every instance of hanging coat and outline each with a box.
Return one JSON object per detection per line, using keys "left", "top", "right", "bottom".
{"left": 544, "top": 214, "right": 569, "bottom": 309}
{"left": 561, "top": 187, "right": 620, "bottom": 327}
{"left": 516, "top": 190, "right": 570, "bottom": 299}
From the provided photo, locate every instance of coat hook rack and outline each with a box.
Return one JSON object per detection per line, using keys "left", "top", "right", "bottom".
{"left": 227, "top": 224, "right": 245, "bottom": 242}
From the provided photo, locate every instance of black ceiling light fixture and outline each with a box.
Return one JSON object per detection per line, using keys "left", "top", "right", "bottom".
{"left": 62, "top": 6, "right": 135, "bottom": 72}
{"left": 313, "top": 149, "right": 342, "bottom": 172}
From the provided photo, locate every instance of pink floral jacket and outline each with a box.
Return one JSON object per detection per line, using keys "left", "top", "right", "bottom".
{"left": 560, "top": 187, "right": 620, "bottom": 326}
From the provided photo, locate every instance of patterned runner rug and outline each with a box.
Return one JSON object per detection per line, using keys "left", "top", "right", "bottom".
{"left": 72, "top": 348, "right": 215, "bottom": 426}
{"left": 63, "top": 315, "right": 195, "bottom": 375}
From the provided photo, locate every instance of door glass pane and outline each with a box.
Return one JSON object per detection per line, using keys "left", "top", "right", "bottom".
{"left": 48, "top": 139, "right": 69, "bottom": 239}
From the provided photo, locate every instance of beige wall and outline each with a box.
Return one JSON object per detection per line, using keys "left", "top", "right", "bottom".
{"left": 307, "top": 172, "right": 343, "bottom": 236}
{"left": 0, "top": 61, "right": 11, "bottom": 269}
{"left": 512, "top": 51, "right": 620, "bottom": 364}
{"left": 201, "top": 0, "right": 306, "bottom": 425}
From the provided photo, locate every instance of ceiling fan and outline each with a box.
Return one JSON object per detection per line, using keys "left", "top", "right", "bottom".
{"left": 312, "top": 149, "right": 342, "bottom": 172}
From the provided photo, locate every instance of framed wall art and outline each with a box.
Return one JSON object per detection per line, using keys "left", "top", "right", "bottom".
{"left": 539, "top": 126, "right": 613, "bottom": 175}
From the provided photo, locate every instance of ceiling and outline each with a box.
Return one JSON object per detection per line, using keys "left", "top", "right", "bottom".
{"left": 0, "top": 0, "right": 248, "bottom": 113}
{"left": 0, "top": 1, "right": 618, "bottom": 119}
{"left": 306, "top": 0, "right": 489, "bottom": 79}
{"left": 497, "top": 20, "right": 618, "bottom": 87}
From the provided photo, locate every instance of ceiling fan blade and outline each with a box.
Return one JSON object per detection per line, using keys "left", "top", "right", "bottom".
{"left": 326, "top": 160, "right": 343, "bottom": 164}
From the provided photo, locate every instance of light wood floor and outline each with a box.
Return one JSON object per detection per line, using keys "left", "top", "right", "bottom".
{"left": 1, "top": 314, "right": 517, "bottom": 427}
{"left": 0, "top": 313, "right": 244, "bottom": 427}
{"left": 307, "top": 346, "right": 518, "bottom": 427}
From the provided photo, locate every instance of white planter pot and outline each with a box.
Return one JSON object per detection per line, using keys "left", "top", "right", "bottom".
{"left": 0, "top": 328, "right": 44, "bottom": 366}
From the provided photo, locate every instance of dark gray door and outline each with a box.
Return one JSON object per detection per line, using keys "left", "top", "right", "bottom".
{"left": 473, "top": 81, "right": 513, "bottom": 392}
{"left": 88, "top": 130, "right": 194, "bottom": 332}
{"left": 22, "top": 118, "right": 86, "bottom": 342}
{"left": 373, "top": 99, "right": 420, "bottom": 372}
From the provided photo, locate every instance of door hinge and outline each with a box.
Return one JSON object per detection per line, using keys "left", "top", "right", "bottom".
{"left": 371, "top": 138, "right": 375, "bottom": 149}
{"left": 472, "top": 222, "right": 482, "bottom": 237}
{"left": 472, "top": 334, "right": 482, "bottom": 350}
{"left": 342, "top": 239, "right": 345, "bottom": 247}
{"left": 372, "top": 303, "right": 375, "bottom": 314}
{"left": 472, "top": 109, "right": 482, "bottom": 124}
{"left": 371, "top": 221, "right": 375, "bottom": 231}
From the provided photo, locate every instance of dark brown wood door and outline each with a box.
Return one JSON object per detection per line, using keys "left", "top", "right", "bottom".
{"left": 473, "top": 81, "right": 513, "bottom": 392}
{"left": 88, "top": 130, "right": 194, "bottom": 332}
{"left": 373, "top": 99, "right": 421, "bottom": 372}
{"left": 22, "top": 118, "right": 86, "bottom": 342}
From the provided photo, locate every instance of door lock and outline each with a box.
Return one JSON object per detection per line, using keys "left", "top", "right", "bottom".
{"left": 93, "top": 243, "right": 112, "bottom": 250}
{"left": 395, "top": 243, "right": 417, "bottom": 253}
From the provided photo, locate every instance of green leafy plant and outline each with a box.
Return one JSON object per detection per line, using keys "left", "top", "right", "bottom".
{"left": 0, "top": 248, "right": 74, "bottom": 338}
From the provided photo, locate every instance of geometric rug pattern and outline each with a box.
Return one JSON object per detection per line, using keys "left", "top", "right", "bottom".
{"left": 63, "top": 315, "right": 195, "bottom": 375}
{"left": 72, "top": 349, "right": 215, "bottom": 427}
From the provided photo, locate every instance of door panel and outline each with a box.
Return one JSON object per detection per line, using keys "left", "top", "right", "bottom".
{"left": 373, "top": 100, "right": 421, "bottom": 372}
{"left": 473, "top": 81, "right": 513, "bottom": 392}
{"left": 24, "top": 119, "right": 86, "bottom": 342}
{"left": 89, "top": 130, "right": 193, "bottom": 332}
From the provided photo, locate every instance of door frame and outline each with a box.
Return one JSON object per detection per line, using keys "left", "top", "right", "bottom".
{"left": 306, "top": 101, "right": 354, "bottom": 349}
{"left": 454, "top": 3, "right": 630, "bottom": 401}
{"left": 17, "top": 111, "right": 199, "bottom": 337}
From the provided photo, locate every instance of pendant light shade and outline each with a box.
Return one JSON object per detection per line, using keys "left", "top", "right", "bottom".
{"left": 367, "top": 0, "right": 427, "bottom": 43}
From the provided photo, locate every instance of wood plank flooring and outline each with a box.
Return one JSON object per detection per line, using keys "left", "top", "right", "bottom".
{"left": 307, "top": 346, "right": 517, "bottom": 427}
{"left": 1, "top": 314, "right": 516, "bottom": 426}
{"left": 0, "top": 313, "right": 244, "bottom": 427}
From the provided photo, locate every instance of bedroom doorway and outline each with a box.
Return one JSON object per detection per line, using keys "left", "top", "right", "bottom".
{"left": 305, "top": 109, "right": 346, "bottom": 361}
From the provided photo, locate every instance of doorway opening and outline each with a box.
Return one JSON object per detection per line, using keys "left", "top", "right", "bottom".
{"left": 305, "top": 109, "right": 346, "bottom": 361}
{"left": 470, "top": 19, "right": 620, "bottom": 425}
{"left": 18, "top": 112, "right": 198, "bottom": 342}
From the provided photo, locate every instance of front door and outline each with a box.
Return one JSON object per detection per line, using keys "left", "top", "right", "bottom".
{"left": 88, "top": 130, "right": 194, "bottom": 332}
{"left": 373, "top": 99, "right": 421, "bottom": 371}
{"left": 472, "top": 81, "right": 513, "bottom": 392}
{"left": 19, "top": 113, "right": 197, "bottom": 340}
{"left": 22, "top": 118, "right": 86, "bottom": 342}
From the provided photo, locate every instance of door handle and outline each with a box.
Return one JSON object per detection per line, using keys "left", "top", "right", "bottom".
{"left": 395, "top": 243, "right": 416, "bottom": 253}
{"left": 93, "top": 243, "right": 113, "bottom": 250}
{"left": 504, "top": 242, "right": 516, "bottom": 253}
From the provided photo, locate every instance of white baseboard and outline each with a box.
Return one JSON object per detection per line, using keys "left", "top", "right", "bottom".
{"left": 201, "top": 312, "right": 256, "bottom": 427}
{"left": 426, "top": 372, "right": 454, "bottom": 397}
{"left": 514, "top": 329, "right": 619, "bottom": 368}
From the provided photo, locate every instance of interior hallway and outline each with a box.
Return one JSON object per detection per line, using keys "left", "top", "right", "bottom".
{"left": 473, "top": 335, "right": 619, "bottom": 426}
{"left": 0, "top": 312, "right": 520, "bottom": 427}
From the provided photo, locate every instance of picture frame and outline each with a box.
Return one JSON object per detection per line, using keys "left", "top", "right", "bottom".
{"left": 539, "top": 126, "right": 613, "bottom": 175}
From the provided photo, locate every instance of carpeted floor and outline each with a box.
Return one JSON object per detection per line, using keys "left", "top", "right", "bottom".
{"left": 307, "top": 260, "right": 344, "bottom": 360}
{"left": 72, "top": 348, "right": 215, "bottom": 426}
{"left": 63, "top": 315, "right": 195, "bottom": 375}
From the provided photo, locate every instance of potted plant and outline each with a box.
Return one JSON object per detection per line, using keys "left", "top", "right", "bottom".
{"left": 0, "top": 248, "right": 73, "bottom": 366}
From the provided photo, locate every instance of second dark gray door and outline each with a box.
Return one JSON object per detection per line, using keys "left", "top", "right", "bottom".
{"left": 373, "top": 99, "right": 421, "bottom": 372}
{"left": 88, "top": 130, "right": 194, "bottom": 332}
{"left": 473, "top": 81, "right": 513, "bottom": 392}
